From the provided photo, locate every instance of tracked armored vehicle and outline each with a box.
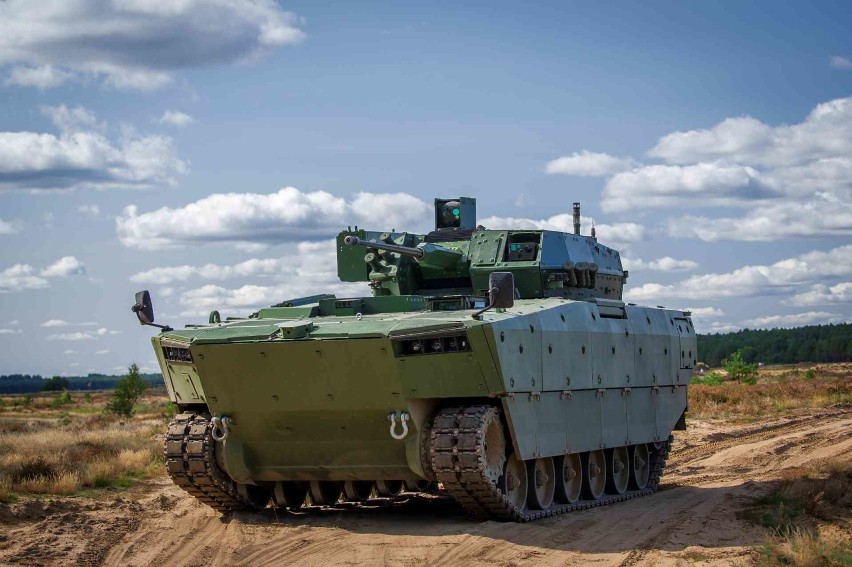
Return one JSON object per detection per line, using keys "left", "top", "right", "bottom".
{"left": 133, "top": 197, "right": 695, "bottom": 521}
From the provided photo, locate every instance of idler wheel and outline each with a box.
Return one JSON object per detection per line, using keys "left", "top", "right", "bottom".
{"left": 375, "top": 480, "right": 404, "bottom": 497}
{"left": 343, "top": 481, "right": 374, "bottom": 502}
{"left": 272, "top": 481, "right": 307, "bottom": 509}
{"left": 499, "top": 452, "right": 528, "bottom": 511}
{"left": 308, "top": 481, "right": 343, "bottom": 506}
{"left": 605, "top": 447, "right": 630, "bottom": 495}
{"left": 526, "top": 457, "right": 556, "bottom": 510}
{"left": 629, "top": 444, "right": 651, "bottom": 490}
{"left": 582, "top": 450, "right": 606, "bottom": 500}
{"left": 235, "top": 483, "right": 272, "bottom": 509}
{"left": 554, "top": 453, "right": 582, "bottom": 504}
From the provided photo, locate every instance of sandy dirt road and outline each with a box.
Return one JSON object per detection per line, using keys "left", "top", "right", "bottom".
{"left": 1, "top": 408, "right": 850, "bottom": 566}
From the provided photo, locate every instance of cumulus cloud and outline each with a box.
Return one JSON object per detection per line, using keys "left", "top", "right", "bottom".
{"left": 159, "top": 111, "right": 194, "bottom": 127}
{"left": 829, "top": 56, "right": 852, "bottom": 70}
{"left": 666, "top": 193, "right": 852, "bottom": 241}
{"left": 176, "top": 241, "right": 364, "bottom": 315}
{"left": 545, "top": 151, "right": 638, "bottom": 176}
{"left": 480, "top": 213, "right": 645, "bottom": 251}
{"left": 132, "top": 258, "right": 281, "bottom": 285}
{"left": 41, "top": 319, "right": 70, "bottom": 328}
{"left": 625, "top": 244, "right": 852, "bottom": 302}
{"left": 602, "top": 163, "right": 775, "bottom": 213}
{"left": 40, "top": 256, "right": 86, "bottom": 277}
{"left": 0, "top": 105, "right": 189, "bottom": 192}
{"left": 562, "top": 97, "right": 852, "bottom": 242}
{"left": 741, "top": 311, "right": 846, "bottom": 329}
{"left": 0, "top": 328, "right": 23, "bottom": 335}
{"left": 622, "top": 257, "right": 698, "bottom": 272}
{"left": 1, "top": 255, "right": 88, "bottom": 292}
{"left": 787, "top": 282, "right": 852, "bottom": 307}
{"left": 0, "top": 217, "right": 22, "bottom": 235}
{"left": 0, "top": 0, "right": 305, "bottom": 90}
{"left": 648, "top": 98, "right": 852, "bottom": 167}
{"left": 0, "top": 264, "right": 49, "bottom": 293}
{"left": 117, "top": 188, "right": 432, "bottom": 249}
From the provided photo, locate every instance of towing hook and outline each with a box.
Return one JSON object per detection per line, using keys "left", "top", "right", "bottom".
{"left": 387, "top": 411, "right": 410, "bottom": 440}
{"left": 211, "top": 415, "right": 233, "bottom": 442}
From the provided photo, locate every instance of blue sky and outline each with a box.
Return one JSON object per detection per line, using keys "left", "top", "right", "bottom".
{"left": 1, "top": 1, "right": 850, "bottom": 376}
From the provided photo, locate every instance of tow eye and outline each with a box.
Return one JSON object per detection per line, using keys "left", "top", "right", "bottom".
{"left": 211, "top": 415, "right": 233, "bottom": 442}
{"left": 387, "top": 411, "right": 409, "bottom": 440}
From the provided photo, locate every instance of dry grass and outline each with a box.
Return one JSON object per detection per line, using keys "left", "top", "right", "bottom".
{"left": 742, "top": 460, "right": 852, "bottom": 566}
{"left": 689, "top": 364, "right": 852, "bottom": 422}
{"left": 0, "top": 389, "right": 171, "bottom": 501}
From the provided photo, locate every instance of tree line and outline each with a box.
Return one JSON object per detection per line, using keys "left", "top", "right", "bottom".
{"left": 698, "top": 323, "right": 852, "bottom": 367}
{"left": 0, "top": 372, "right": 163, "bottom": 394}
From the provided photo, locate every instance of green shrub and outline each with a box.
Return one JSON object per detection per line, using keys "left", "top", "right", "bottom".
{"left": 694, "top": 372, "right": 724, "bottom": 386}
{"left": 802, "top": 368, "right": 816, "bottom": 381}
{"left": 51, "top": 391, "right": 72, "bottom": 407}
{"left": 722, "top": 350, "right": 758, "bottom": 385}
{"left": 107, "top": 364, "right": 148, "bottom": 417}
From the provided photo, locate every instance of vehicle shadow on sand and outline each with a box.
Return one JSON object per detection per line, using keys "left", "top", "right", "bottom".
{"left": 225, "top": 480, "right": 771, "bottom": 555}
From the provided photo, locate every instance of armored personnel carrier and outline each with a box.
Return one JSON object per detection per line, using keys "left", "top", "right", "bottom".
{"left": 133, "top": 197, "right": 695, "bottom": 521}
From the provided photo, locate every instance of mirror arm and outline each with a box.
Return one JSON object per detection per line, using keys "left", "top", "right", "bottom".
{"left": 471, "top": 286, "right": 499, "bottom": 320}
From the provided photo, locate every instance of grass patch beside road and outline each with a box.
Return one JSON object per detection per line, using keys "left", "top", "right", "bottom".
{"left": 740, "top": 460, "right": 852, "bottom": 566}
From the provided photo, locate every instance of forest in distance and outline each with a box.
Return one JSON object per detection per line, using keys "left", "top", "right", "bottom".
{"left": 0, "top": 323, "right": 849, "bottom": 393}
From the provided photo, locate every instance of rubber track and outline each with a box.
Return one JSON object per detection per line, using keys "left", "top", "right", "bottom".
{"left": 430, "top": 405, "right": 672, "bottom": 522}
{"left": 164, "top": 412, "right": 258, "bottom": 513}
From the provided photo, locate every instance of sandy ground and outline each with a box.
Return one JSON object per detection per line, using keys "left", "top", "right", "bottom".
{"left": 1, "top": 407, "right": 850, "bottom": 567}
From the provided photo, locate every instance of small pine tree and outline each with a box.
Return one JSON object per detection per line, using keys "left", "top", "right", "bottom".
{"left": 107, "top": 364, "right": 149, "bottom": 417}
{"left": 722, "top": 350, "right": 758, "bottom": 385}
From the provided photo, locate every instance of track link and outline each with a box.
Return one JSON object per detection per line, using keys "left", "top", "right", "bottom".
{"left": 430, "top": 405, "right": 671, "bottom": 522}
{"left": 164, "top": 412, "right": 262, "bottom": 513}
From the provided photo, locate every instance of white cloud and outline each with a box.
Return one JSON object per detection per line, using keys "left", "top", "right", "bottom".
{"left": 117, "top": 188, "right": 432, "bottom": 249}
{"left": 0, "top": 0, "right": 305, "bottom": 90}
{"left": 63, "top": 349, "right": 76, "bottom": 354}
{"left": 602, "top": 162, "right": 774, "bottom": 213}
{"left": 666, "top": 193, "right": 852, "bottom": 241}
{"left": 45, "top": 327, "right": 118, "bottom": 341}
{"left": 685, "top": 307, "right": 725, "bottom": 318}
{"left": 41, "top": 319, "right": 70, "bottom": 327}
{"left": 0, "top": 264, "right": 49, "bottom": 292}
{"left": 78, "top": 204, "right": 100, "bottom": 216}
{"left": 741, "top": 311, "right": 846, "bottom": 329}
{"left": 625, "top": 244, "right": 852, "bottom": 302}
{"left": 45, "top": 332, "right": 95, "bottom": 341}
{"left": 95, "top": 349, "right": 110, "bottom": 355}
{"left": 0, "top": 217, "right": 22, "bottom": 235}
{"left": 787, "top": 282, "right": 852, "bottom": 307}
{"left": 159, "top": 111, "right": 194, "bottom": 127}
{"left": 480, "top": 213, "right": 645, "bottom": 251}
{"left": 545, "top": 151, "right": 637, "bottom": 176}
{"left": 648, "top": 97, "right": 852, "bottom": 167}
{"left": 40, "top": 256, "right": 86, "bottom": 277}
{"left": 0, "top": 105, "right": 189, "bottom": 192}
{"left": 131, "top": 257, "right": 281, "bottom": 285}
{"left": 622, "top": 257, "right": 698, "bottom": 272}
{"left": 0, "top": 328, "right": 23, "bottom": 335}
{"left": 4, "top": 64, "right": 72, "bottom": 88}
{"left": 176, "top": 240, "right": 364, "bottom": 315}
{"left": 830, "top": 56, "right": 852, "bottom": 69}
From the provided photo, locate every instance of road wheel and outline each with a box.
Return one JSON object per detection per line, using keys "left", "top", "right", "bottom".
{"left": 629, "top": 444, "right": 651, "bottom": 490}
{"left": 606, "top": 446, "right": 629, "bottom": 495}
{"left": 271, "top": 481, "right": 307, "bottom": 509}
{"left": 527, "top": 457, "right": 556, "bottom": 510}
{"left": 582, "top": 450, "right": 606, "bottom": 500}
{"left": 343, "top": 481, "right": 374, "bottom": 502}
{"left": 375, "top": 480, "right": 404, "bottom": 497}
{"left": 500, "top": 452, "right": 527, "bottom": 511}
{"left": 308, "top": 481, "right": 343, "bottom": 505}
{"left": 555, "top": 453, "right": 582, "bottom": 504}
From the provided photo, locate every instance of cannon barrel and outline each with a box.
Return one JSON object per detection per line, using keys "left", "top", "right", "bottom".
{"left": 343, "top": 235, "right": 425, "bottom": 259}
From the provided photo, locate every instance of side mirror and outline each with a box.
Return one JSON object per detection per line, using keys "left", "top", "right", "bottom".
{"left": 132, "top": 290, "right": 155, "bottom": 325}
{"left": 131, "top": 290, "right": 172, "bottom": 331}
{"left": 488, "top": 271, "right": 515, "bottom": 309}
